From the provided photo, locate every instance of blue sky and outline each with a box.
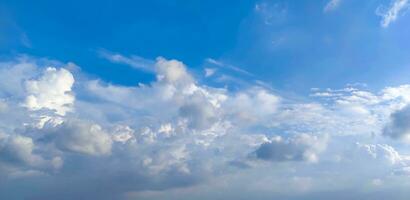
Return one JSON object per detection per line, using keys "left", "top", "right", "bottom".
{"left": 3, "top": 0, "right": 410, "bottom": 200}
{"left": 3, "top": 0, "right": 410, "bottom": 92}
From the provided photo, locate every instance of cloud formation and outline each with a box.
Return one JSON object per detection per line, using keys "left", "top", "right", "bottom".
{"left": 324, "top": 0, "right": 342, "bottom": 13}
{"left": 383, "top": 105, "right": 410, "bottom": 142}
{"left": 1, "top": 55, "right": 410, "bottom": 199}
{"left": 376, "top": 0, "right": 409, "bottom": 28}
{"left": 99, "top": 49, "right": 155, "bottom": 72}
{"left": 255, "top": 134, "right": 328, "bottom": 162}
{"left": 24, "top": 67, "right": 74, "bottom": 116}
{"left": 51, "top": 120, "right": 113, "bottom": 156}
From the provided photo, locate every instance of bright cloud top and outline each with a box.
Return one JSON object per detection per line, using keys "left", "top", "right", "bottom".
{"left": 1, "top": 55, "right": 410, "bottom": 199}
{"left": 24, "top": 67, "right": 74, "bottom": 116}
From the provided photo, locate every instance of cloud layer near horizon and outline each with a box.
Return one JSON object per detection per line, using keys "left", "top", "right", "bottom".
{"left": 2, "top": 55, "right": 410, "bottom": 199}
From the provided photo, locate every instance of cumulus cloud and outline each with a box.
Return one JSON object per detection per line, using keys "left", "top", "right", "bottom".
{"left": 225, "top": 88, "right": 279, "bottom": 124}
{"left": 3, "top": 55, "right": 410, "bottom": 199}
{"left": 0, "top": 58, "right": 38, "bottom": 97}
{"left": 0, "top": 135, "right": 42, "bottom": 166}
{"left": 376, "top": 0, "right": 409, "bottom": 28}
{"left": 155, "top": 57, "right": 193, "bottom": 85}
{"left": 51, "top": 120, "right": 113, "bottom": 156}
{"left": 0, "top": 134, "right": 62, "bottom": 175}
{"left": 383, "top": 105, "right": 410, "bottom": 142}
{"left": 24, "top": 67, "right": 74, "bottom": 116}
{"left": 255, "top": 134, "right": 328, "bottom": 163}
{"left": 179, "top": 95, "right": 218, "bottom": 130}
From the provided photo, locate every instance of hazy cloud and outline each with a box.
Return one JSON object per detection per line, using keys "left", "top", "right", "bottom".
{"left": 376, "top": 0, "right": 409, "bottom": 28}
{"left": 324, "top": 0, "right": 342, "bottom": 12}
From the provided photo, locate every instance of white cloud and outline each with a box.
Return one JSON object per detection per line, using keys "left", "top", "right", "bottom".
{"left": 155, "top": 57, "right": 193, "bottom": 85}
{"left": 206, "top": 58, "right": 254, "bottom": 77}
{"left": 371, "top": 178, "right": 383, "bottom": 186}
{"left": 0, "top": 58, "right": 38, "bottom": 97}
{"left": 224, "top": 88, "right": 279, "bottom": 125}
{"left": 111, "top": 125, "right": 135, "bottom": 144}
{"left": 254, "top": 2, "right": 287, "bottom": 25}
{"left": 98, "top": 49, "right": 155, "bottom": 72}
{"left": 383, "top": 105, "right": 410, "bottom": 142}
{"left": 143, "top": 145, "right": 191, "bottom": 175}
{"left": 51, "top": 120, "right": 113, "bottom": 156}
{"left": 324, "top": 0, "right": 342, "bottom": 12}
{"left": 0, "top": 134, "right": 62, "bottom": 174}
{"left": 24, "top": 67, "right": 74, "bottom": 116}
{"left": 179, "top": 94, "right": 218, "bottom": 130}
{"left": 0, "top": 135, "right": 41, "bottom": 166}
{"left": 4, "top": 55, "right": 410, "bottom": 199}
{"left": 376, "top": 0, "right": 409, "bottom": 28}
{"left": 0, "top": 100, "right": 7, "bottom": 112}
{"left": 204, "top": 68, "right": 216, "bottom": 77}
{"left": 255, "top": 134, "right": 328, "bottom": 163}
{"left": 354, "top": 143, "right": 405, "bottom": 165}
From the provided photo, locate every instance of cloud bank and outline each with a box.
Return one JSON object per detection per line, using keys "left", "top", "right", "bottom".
{"left": 2, "top": 55, "right": 410, "bottom": 199}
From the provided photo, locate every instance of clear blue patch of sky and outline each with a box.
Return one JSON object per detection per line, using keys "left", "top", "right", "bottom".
{"left": 1, "top": 0, "right": 410, "bottom": 94}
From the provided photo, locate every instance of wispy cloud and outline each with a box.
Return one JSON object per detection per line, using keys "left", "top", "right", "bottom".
{"left": 205, "top": 58, "right": 254, "bottom": 77}
{"left": 204, "top": 68, "right": 216, "bottom": 77}
{"left": 20, "top": 32, "right": 32, "bottom": 48}
{"left": 376, "top": 0, "right": 409, "bottom": 28}
{"left": 254, "top": 2, "right": 287, "bottom": 25}
{"left": 98, "top": 49, "right": 155, "bottom": 72}
{"left": 323, "top": 0, "right": 342, "bottom": 13}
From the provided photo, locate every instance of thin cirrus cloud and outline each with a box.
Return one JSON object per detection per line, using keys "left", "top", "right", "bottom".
{"left": 376, "top": 0, "right": 409, "bottom": 28}
{"left": 2, "top": 54, "right": 410, "bottom": 199}
{"left": 323, "top": 0, "right": 342, "bottom": 13}
{"left": 98, "top": 49, "right": 156, "bottom": 72}
{"left": 205, "top": 58, "right": 255, "bottom": 77}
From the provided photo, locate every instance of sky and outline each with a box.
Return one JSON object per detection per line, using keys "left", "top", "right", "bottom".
{"left": 2, "top": 0, "right": 410, "bottom": 199}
